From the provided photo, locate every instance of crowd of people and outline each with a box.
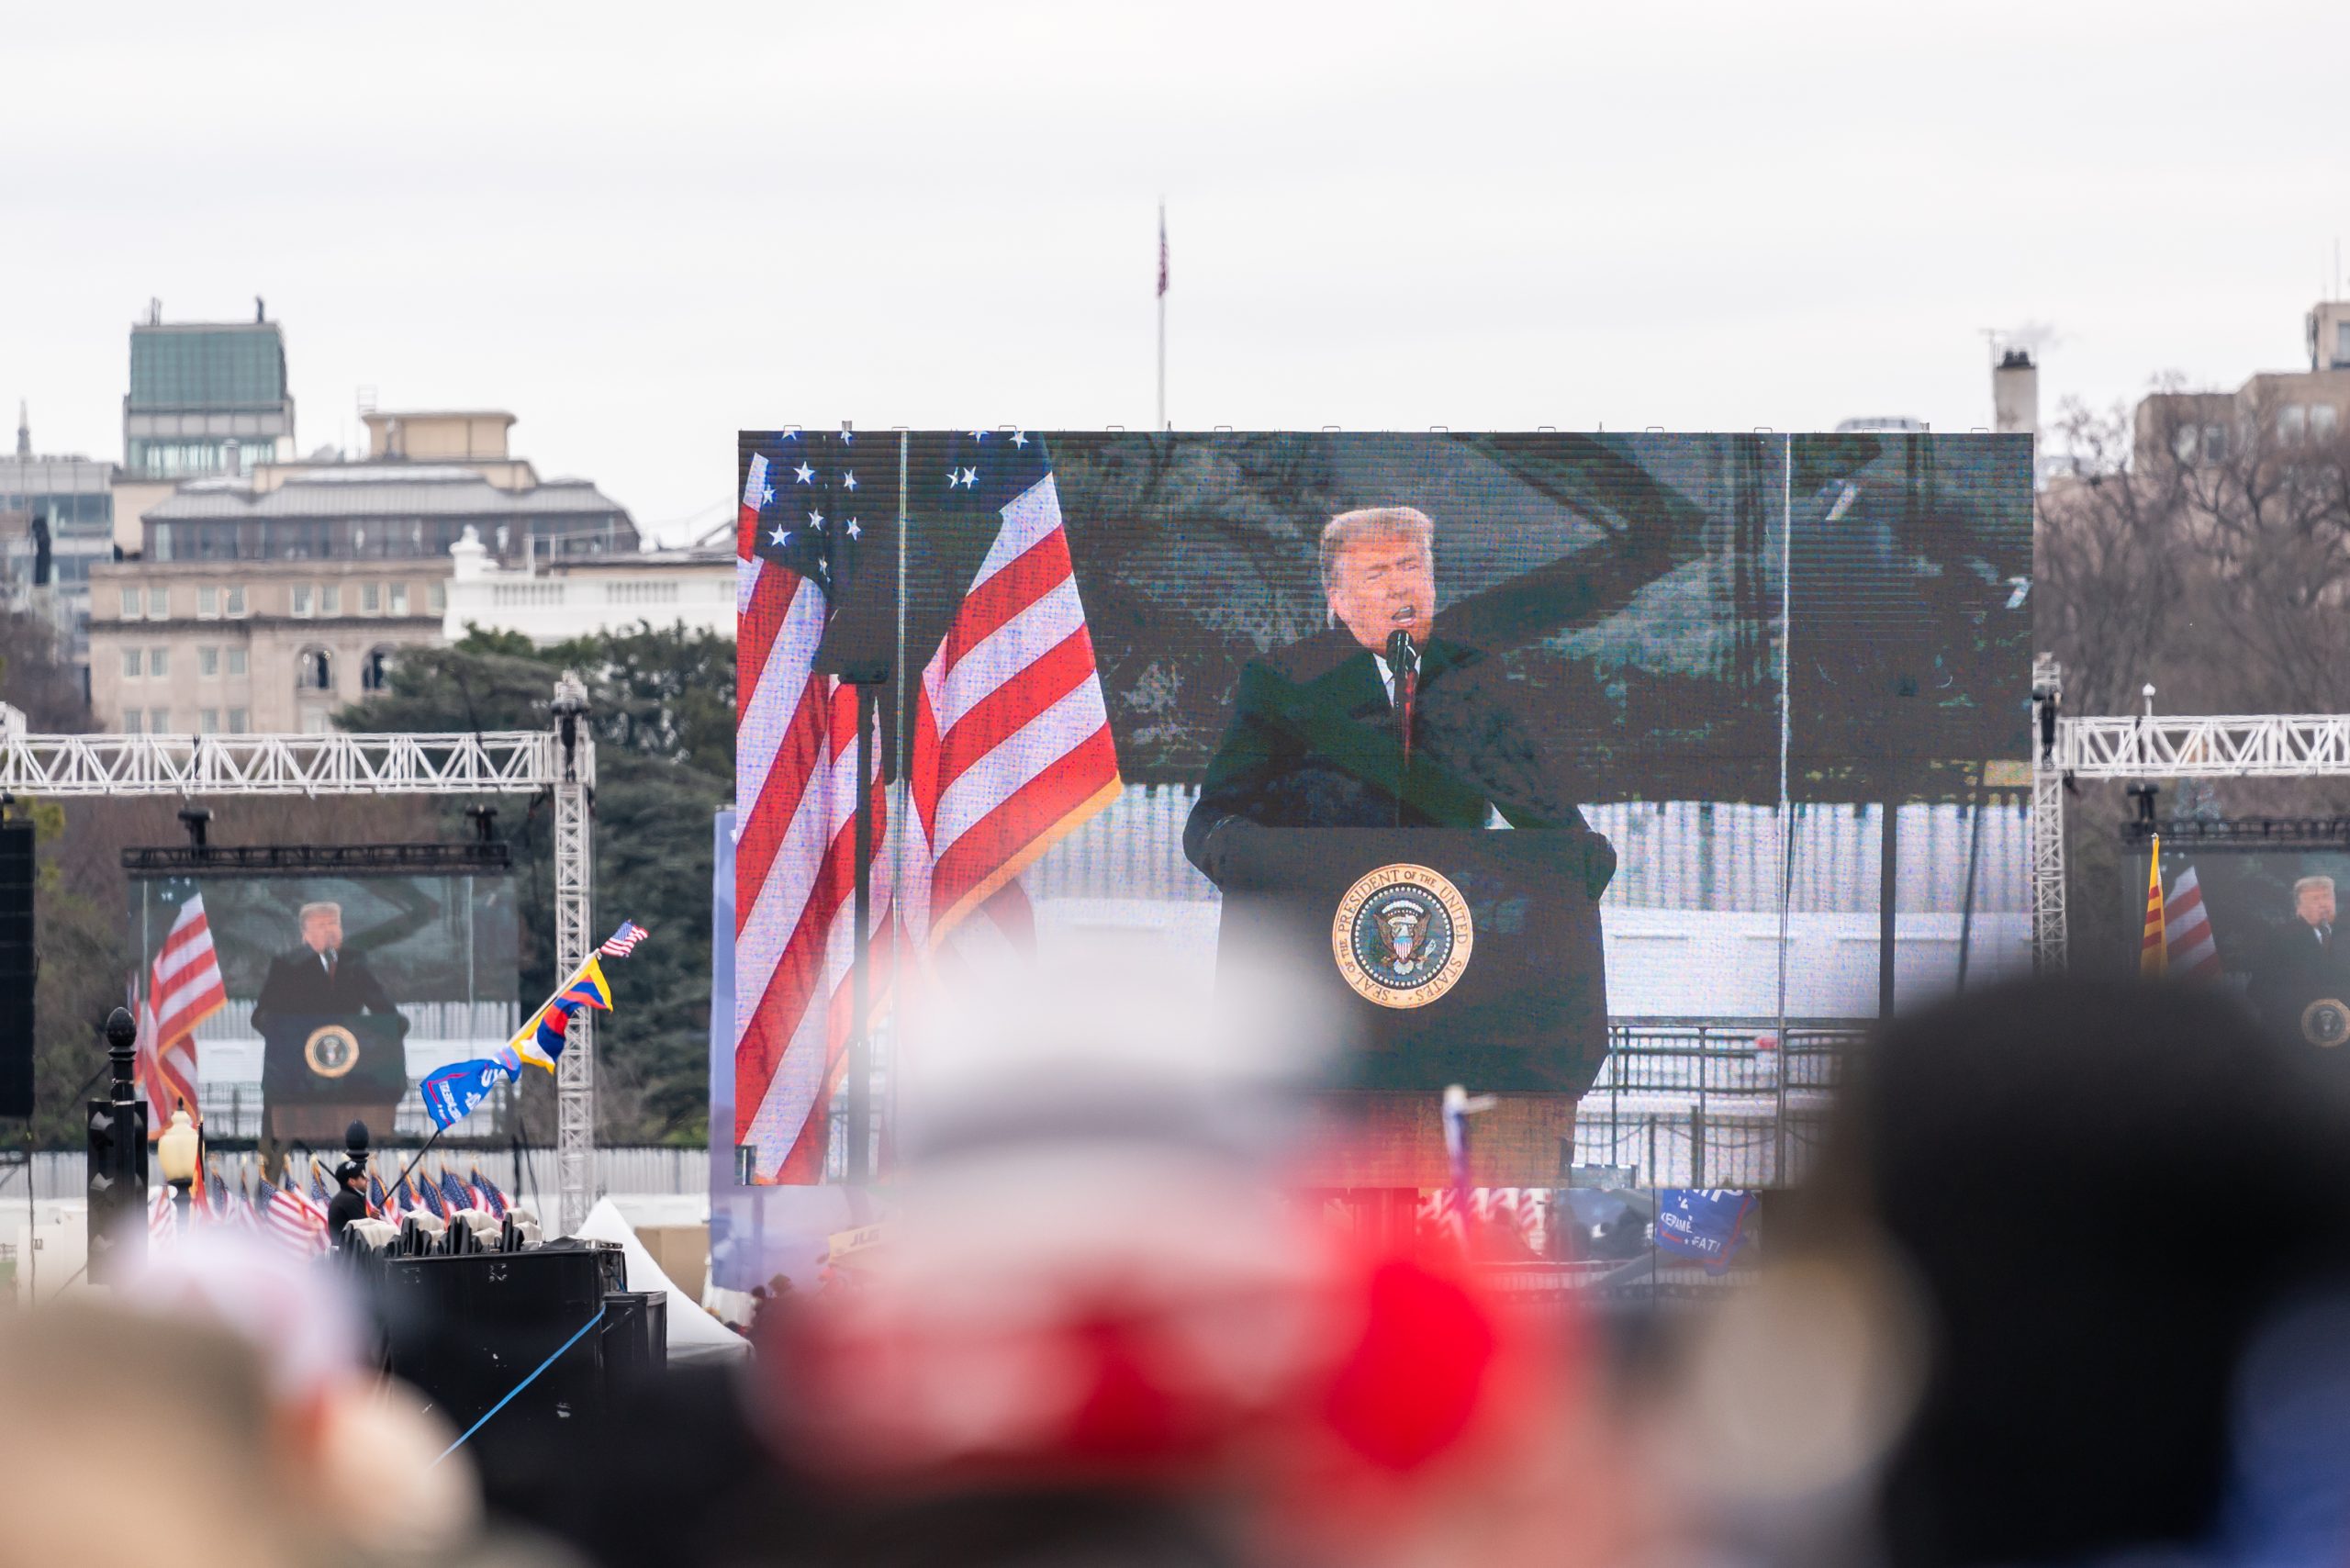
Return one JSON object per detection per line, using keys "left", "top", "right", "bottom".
{"left": 7, "top": 971, "right": 2349, "bottom": 1568}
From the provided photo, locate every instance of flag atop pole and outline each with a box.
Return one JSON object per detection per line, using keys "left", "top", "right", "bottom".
{"left": 2141, "top": 834, "right": 2168, "bottom": 978}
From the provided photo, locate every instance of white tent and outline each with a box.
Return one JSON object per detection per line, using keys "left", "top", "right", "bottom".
{"left": 573, "top": 1197, "right": 747, "bottom": 1365}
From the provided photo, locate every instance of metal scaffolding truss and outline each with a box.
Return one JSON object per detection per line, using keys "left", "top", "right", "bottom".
{"left": 2031, "top": 660, "right": 2350, "bottom": 969}
{"left": 0, "top": 684, "right": 599, "bottom": 1234}
{"left": 2058, "top": 713, "right": 2350, "bottom": 778}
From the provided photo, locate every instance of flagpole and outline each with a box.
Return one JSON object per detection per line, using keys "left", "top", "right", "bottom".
{"left": 1156, "top": 198, "right": 1167, "bottom": 431}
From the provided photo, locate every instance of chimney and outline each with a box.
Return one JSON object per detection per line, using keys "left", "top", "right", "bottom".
{"left": 1994, "top": 349, "right": 2039, "bottom": 436}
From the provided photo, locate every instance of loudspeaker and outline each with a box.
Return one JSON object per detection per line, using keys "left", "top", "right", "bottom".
{"left": 375, "top": 1239, "right": 628, "bottom": 1500}
{"left": 599, "top": 1289, "right": 668, "bottom": 1382}
{"left": 0, "top": 818, "right": 35, "bottom": 1119}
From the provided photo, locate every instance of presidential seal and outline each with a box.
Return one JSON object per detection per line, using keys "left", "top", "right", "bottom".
{"left": 2303, "top": 997, "right": 2350, "bottom": 1048}
{"left": 304, "top": 1023, "right": 361, "bottom": 1079}
{"left": 1333, "top": 863, "right": 1474, "bottom": 1009}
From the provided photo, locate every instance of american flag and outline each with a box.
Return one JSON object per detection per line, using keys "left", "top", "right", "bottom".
{"left": 735, "top": 431, "right": 1120, "bottom": 1183}
{"left": 256, "top": 1172, "right": 326, "bottom": 1256}
{"left": 135, "top": 892, "right": 227, "bottom": 1137}
{"left": 600, "top": 920, "right": 650, "bottom": 958}
{"left": 469, "top": 1165, "right": 509, "bottom": 1219}
{"left": 416, "top": 1170, "right": 448, "bottom": 1222}
{"left": 368, "top": 1168, "right": 393, "bottom": 1223}
{"left": 437, "top": 1168, "right": 476, "bottom": 1215}
{"left": 2165, "top": 866, "right": 2223, "bottom": 980}
{"left": 308, "top": 1160, "right": 330, "bottom": 1208}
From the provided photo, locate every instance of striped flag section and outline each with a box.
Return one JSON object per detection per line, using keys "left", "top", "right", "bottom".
{"left": 900, "top": 454, "right": 1120, "bottom": 951}
{"left": 2165, "top": 866, "right": 2222, "bottom": 980}
{"left": 734, "top": 432, "right": 1121, "bottom": 1184}
{"left": 600, "top": 920, "right": 650, "bottom": 958}
{"left": 135, "top": 893, "right": 227, "bottom": 1136}
{"left": 255, "top": 1171, "right": 327, "bottom": 1256}
{"left": 2140, "top": 836, "right": 2167, "bottom": 978}
{"left": 735, "top": 439, "right": 892, "bottom": 1184}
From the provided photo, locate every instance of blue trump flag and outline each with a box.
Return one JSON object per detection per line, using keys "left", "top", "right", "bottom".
{"left": 1654, "top": 1188, "right": 1757, "bottom": 1274}
{"left": 420, "top": 1058, "right": 513, "bottom": 1133}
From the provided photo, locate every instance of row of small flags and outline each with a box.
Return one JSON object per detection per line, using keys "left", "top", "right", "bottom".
{"left": 420, "top": 921, "right": 649, "bottom": 1132}
{"left": 146, "top": 1157, "right": 517, "bottom": 1255}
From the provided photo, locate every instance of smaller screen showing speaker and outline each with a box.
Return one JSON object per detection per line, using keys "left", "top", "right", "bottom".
{"left": 2143, "top": 841, "right": 2350, "bottom": 1050}
{"left": 128, "top": 870, "right": 520, "bottom": 1137}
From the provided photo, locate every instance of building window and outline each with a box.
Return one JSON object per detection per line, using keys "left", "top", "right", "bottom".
{"left": 121, "top": 647, "right": 141, "bottom": 680}
{"left": 122, "top": 711, "right": 141, "bottom": 734}
{"left": 199, "top": 646, "right": 218, "bottom": 677}
{"left": 225, "top": 586, "right": 247, "bottom": 617}
{"left": 2338, "top": 321, "right": 2350, "bottom": 366}
{"left": 362, "top": 646, "right": 397, "bottom": 692}
{"left": 119, "top": 588, "right": 139, "bottom": 619}
{"left": 228, "top": 707, "right": 248, "bottom": 734}
{"left": 428, "top": 580, "right": 446, "bottom": 613}
{"left": 302, "top": 709, "right": 332, "bottom": 735}
{"left": 291, "top": 585, "right": 313, "bottom": 618}
{"left": 149, "top": 648, "right": 169, "bottom": 678}
{"left": 2316, "top": 405, "right": 2341, "bottom": 441}
{"left": 150, "top": 708, "right": 170, "bottom": 733}
{"left": 197, "top": 586, "right": 219, "bottom": 619}
{"left": 226, "top": 647, "right": 247, "bottom": 677}
{"left": 147, "top": 588, "right": 169, "bottom": 621}
{"left": 361, "top": 582, "right": 381, "bottom": 614}
{"left": 388, "top": 582, "right": 409, "bottom": 615}
{"left": 298, "top": 647, "right": 333, "bottom": 691}
{"left": 199, "top": 709, "right": 219, "bottom": 734}
{"left": 320, "top": 584, "right": 341, "bottom": 616}
{"left": 2281, "top": 405, "right": 2309, "bottom": 443}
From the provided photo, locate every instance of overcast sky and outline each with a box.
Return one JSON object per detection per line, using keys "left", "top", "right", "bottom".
{"left": 6, "top": 2, "right": 2346, "bottom": 543}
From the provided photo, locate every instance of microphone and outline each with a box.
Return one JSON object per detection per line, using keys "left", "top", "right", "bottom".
{"left": 1385, "top": 630, "right": 1419, "bottom": 817}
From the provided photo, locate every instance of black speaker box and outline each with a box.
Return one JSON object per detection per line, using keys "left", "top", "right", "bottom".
{"left": 0, "top": 819, "right": 35, "bottom": 1119}
{"left": 374, "top": 1239, "right": 628, "bottom": 1499}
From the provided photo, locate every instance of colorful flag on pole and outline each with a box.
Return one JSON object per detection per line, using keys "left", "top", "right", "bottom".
{"left": 2141, "top": 834, "right": 2168, "bottom": 978}
{"left": 135, "top": 893, "right": 227, "bottom": 1137}
{"left": 437, "top": 1168, "right": 476, "bottom": 1216}
{"left": 1655, "top": 1189, "right": 1758, "bottom": 1275}
{"left": 421, "top": 1057, "right": 512, "bottom": 1130}
{"left": 2165, "top": 865, "right": 2222, "bottom": 979}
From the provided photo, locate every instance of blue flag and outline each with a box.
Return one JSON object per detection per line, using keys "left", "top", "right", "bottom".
{"left": 1654, "top": 1189, "right": 1757, "bottom": 1274}
{"left": 420, "top": 1058, "right": 514, "bottom": 1132}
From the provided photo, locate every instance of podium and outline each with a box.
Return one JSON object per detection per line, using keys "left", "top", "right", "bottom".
{"left": 259, "top": 1010, "right": 408, "bottom": 1143}
{"left": 1210, "top": 824, "right": 1613, "bottom": 1187}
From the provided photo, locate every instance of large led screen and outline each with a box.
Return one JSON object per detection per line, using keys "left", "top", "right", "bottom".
{"left": 129, "top": 871, "right": 520, "bottom": 1141}
{"left": 733, "top": 431, "right": 2033, "bottom": 1184}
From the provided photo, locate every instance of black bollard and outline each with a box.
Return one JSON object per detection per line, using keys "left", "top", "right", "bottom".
{"left": 85, "top": 1007, "right": 149, "bottom": 1284}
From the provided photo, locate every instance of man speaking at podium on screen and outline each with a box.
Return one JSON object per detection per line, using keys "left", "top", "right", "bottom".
{"left": 1183, "top": 505, "right": 1612, "bottom": 896}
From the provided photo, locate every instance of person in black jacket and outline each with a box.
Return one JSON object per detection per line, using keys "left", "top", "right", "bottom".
{"left": 250, "top": 902, "right": 401, "bottom": 1031}
{"left": 1184, "top": 505, "right": 1610, "bottom": 894}
{"left": 324, "top": 1159, "right": 370, "bottom": 1250}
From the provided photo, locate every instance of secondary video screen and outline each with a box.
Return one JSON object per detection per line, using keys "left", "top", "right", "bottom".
{"left": 129, "top": 871, "right": 520, "bottom": 1140}
{"left": 2144, "top": 842, "right": 2350, "bottom": 1048}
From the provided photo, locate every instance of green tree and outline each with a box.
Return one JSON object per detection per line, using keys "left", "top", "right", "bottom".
{"left": 341, "top": 624, "right": 733, "bottom": 1144}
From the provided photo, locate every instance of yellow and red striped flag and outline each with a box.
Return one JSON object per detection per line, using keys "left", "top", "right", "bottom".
{"left": 2140, "top": 834, "right": 2168, "bottom": 978}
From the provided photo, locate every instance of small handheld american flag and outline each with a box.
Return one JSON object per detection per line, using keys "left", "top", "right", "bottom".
{"left": 600, "top": 920, "right": 650, "bottom": 958}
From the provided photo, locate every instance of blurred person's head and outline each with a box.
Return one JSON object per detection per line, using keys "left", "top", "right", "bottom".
{"left": 0, "top": 1303, "right": 305, "bottom": 1568}
{"left": 1790, "top": 978, "right": 2350, "bottom": 1568}
{"left": 1321, "top": 507, "right": 1435, "bottom": 651}
{"left": 763, "top": 947, "right": 1623, "bottom": 1568}
{"left": 117, "top": 1229, "right": 484, "bottom": 1560}
{"left": 2295, "top": 876, "right": 2335, "bottom": 927}
{"left": 298, "top": 900, "right": 342, "bottom": 953}
{"left": 335, "top": 1159, "right": 365, "bottom": 1191}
